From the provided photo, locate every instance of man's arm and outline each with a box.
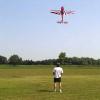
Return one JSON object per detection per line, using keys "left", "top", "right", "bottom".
{"left": 53, "top": 68, "right": 55, "bottom": 75}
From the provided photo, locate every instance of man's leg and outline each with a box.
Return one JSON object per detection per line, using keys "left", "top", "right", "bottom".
{"left": 59, "top": 82, "right": 62, "bottom": 93}
{"left": 54, "top": 82, "right": 57, "bottom": 92}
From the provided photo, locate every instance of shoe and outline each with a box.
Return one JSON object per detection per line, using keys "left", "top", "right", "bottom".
{"left": 60, "top": 89, "right": 62, "bottom": 93}
{"left": 54, "top": 89, "right": 57, "bottom": 92}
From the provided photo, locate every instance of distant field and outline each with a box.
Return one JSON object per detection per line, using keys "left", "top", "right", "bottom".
{"left": 0, "top": 65, "right": 100, "bottom": 100}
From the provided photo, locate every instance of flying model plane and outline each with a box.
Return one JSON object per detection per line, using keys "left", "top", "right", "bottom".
{"left": 51, "top": 6, "right": 75, "bottom": 24}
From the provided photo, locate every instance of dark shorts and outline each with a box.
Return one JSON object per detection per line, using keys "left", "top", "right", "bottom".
{"left": 54, "top": 77, "right": 61, "bottom": 83}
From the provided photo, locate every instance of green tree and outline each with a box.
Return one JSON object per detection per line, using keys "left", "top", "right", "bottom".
{"left": 58, "top": 52, "right": 66, "bottom": 64}
{"left": 0, "top": 55, "right": 7, "bottom": 64}
{"left": 8, "top": 54, "right": 22, "bottom": 65}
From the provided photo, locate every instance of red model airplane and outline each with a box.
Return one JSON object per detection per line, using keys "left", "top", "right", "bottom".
{"left": 51, "top": 6, "right": 75, "bottom": 24}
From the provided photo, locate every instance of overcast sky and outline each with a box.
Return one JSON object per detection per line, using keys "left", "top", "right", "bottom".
{"left": 0, "top": 0, "right": 100, "bottom": 60}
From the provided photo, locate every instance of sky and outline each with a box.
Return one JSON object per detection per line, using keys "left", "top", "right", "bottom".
{"left": 0, "top": 0, "right": 100, "bottom": 60}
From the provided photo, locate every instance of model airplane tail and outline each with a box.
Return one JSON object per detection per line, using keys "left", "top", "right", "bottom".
{"left": 57, "top": 21, "right": 68, "bottom": 24}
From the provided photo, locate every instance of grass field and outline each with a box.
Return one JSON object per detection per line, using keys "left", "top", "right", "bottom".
{"left": 0, "top": 65, "right": 100, "bottom": 100}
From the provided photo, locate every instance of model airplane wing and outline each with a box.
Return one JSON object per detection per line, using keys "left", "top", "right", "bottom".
{"left": 51, "top": 10, "right": 60, "bottom": 15}
{"left": 65, "top": 10, "right": 75, "bottom": 15}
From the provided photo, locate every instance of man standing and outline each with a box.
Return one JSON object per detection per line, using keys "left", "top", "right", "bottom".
{"left": 53, "top": 63, "right": 63, "bottom": 93}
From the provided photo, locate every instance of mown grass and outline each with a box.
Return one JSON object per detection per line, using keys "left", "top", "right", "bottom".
{"left": 0, "top": 65, "right": 100, "bottom": 100}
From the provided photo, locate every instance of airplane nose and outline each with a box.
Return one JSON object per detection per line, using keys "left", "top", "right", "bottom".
{"left": 61, "top": 6, "right": 64, "bottom": 10}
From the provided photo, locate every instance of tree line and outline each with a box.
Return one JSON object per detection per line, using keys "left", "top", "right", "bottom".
{"left": 0, "top": 53, "right": 100, "bottom": 65}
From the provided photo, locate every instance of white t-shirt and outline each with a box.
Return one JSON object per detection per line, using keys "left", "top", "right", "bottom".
{"left": 53, "top": 67, "right": 63, "bottom": 78}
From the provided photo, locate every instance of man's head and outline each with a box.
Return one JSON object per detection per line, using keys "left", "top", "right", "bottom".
{"left": 56, "top": 63, "right": 60, "bottom": 67}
